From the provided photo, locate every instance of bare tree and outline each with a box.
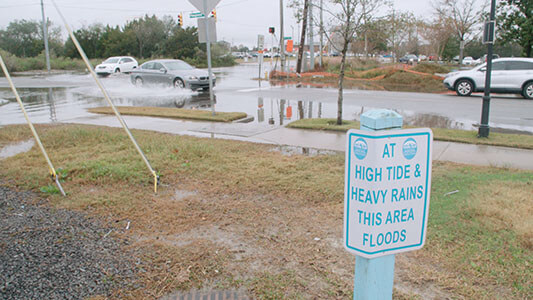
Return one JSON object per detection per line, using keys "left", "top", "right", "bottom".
{"left": 419, "top": 17, "right": 454, "bottom": 60}
{"left": 433, "top": 0, "right": 485, "bottom": 62}
{"left": 360, "top": 0, "right": 391, "bottom": 57}
{"left": 321, "top": 0, "right": 386, "bottom": 125}
{"left": 297, "top": 0, "right": 309, "bottom": 73}
{"left": 383, "top": 9, "right": 416, "bottom": 61}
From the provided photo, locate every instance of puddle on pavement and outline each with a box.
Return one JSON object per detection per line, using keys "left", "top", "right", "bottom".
{"left": 0, "top": 139, "right": 35, "bottom": 160}
{"left": 271, "top": 145, "right": 339, "bottom": 157}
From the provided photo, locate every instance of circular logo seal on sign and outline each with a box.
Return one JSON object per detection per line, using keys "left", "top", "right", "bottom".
{"left": 353, "top": 138, "right": 368, "bottom": 160}
{"left": 402, "top": 138, "right": 417, "bottom": 160}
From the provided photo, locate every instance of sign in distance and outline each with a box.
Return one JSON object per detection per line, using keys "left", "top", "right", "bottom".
{"left": 188, "top": 0, "right": 221, "bottom": 15}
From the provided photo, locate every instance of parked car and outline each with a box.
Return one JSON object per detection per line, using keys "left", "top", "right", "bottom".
{"left": 462, "top": 56, "right": 476, "bottom": 65}
{"left": 399, "top": 54, "right": 418, "bottom": 63}
{"left": 95, "top": 56, "right": 138, "bottom": 76}
{"left": 443, "top": 57, "right": 533, "bottom": 99}
{"left": 130, "top": 59, "right": 215, "bottom": 91}
{"left": 480, "top": 54, "right": 500, "bottom": 62}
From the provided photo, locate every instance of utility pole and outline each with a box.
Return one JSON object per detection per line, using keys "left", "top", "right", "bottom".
{"left": 280, "top": 0, "right": 285, "bottom": 73}
{"left": 40, "top": 0, "right": 51, "bottom": 74}
{"left": 296, "top": 0, "right": 309, "bottom": 74}
{"left": 319, "top": 0, "right": 323, "bottom": 67}
{"left": 308, "top": 0, "right": 315, "bottom": 71}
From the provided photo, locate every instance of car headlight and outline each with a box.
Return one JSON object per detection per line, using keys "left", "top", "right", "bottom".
{"left": 189, "top": 76, "right": 198, "bottom": 80}
{"left": 445, "top": 72, "right": 457, "bottom": 78}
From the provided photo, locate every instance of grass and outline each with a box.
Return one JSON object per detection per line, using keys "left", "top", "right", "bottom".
{"left": 287, "top": 118, "right": 533, "bottom": 150}
{"left": 0, "top": 49, "right": 99, "bottom": 74}
{"left": 0, "top": 49, "right": 235, "bottom": 75}
{"left": 0, "top": 124, "right": 531, "bottom": 299}
{"left": 88, "top": 106, "right": 248, "bottom": 123}
{"left": 411, "top": 63, "right": 452, "bottom": 74}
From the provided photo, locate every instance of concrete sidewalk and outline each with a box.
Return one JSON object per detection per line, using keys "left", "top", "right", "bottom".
{"left": 64, "top": 114, "right": 533, "bottom": 171}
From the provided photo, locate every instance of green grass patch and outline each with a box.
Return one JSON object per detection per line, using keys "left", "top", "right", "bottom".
{"left": 287, "top": 118, "right": 533, "bottom": 150}
{"left": 427, "top": 163, "right": 532, "bottom": 298}
{"left": 287, "top": 118, "right": 360, "bottom": 131}
{"left": 0, "top": 49, "right": 99, "bottom": 73}
{"left": 411, "top": 63, "right": 451, "bottom": 74}
{"left": 88, "top": 106, "right": 247, "bottom": 123}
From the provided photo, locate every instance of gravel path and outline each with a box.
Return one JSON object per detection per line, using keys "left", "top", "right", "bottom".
{"left": 0, "top": 185, "right": 134, "bottom": 299}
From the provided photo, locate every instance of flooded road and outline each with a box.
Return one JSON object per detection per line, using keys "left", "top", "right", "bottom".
{"left": 1, "top": 63, "right": 532, "bottom": 134}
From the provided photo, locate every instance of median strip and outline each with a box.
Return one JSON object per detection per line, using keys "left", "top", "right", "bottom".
{"left": 287, "top": 118, "right": 533, "bottom": 150}
{"left": 88, "top": 106, "right": 248, "bottom": 123}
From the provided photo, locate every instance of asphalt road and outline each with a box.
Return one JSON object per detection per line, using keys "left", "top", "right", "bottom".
{"left": 1, "top": 64, "right": 532, "bottom": 133}
{"left": 232, "top": 86, "right": 533, "bottom": 132}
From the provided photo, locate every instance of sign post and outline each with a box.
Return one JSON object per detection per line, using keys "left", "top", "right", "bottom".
{"left": 344, "top": 109, "right": 433, "bottom": 299}
{"left": 258, "top": 34, "right": 265, "bottom": 86}
{"left": 189, "top": 0, "right": 221, "bottom": 116}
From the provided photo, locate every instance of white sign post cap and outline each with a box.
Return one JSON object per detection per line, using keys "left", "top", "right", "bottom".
{"left": 360, "top": 109, "right": 403, "bottom": 131}
{"left": 188, "top": 0, "right": 221, "bottom": 14}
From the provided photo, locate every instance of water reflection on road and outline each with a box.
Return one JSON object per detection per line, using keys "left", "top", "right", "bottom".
{"left": 0, "top": 64, "right": 530, "bottom": 134}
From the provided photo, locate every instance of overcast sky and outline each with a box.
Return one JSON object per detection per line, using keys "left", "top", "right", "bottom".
{"left": 0, "top": 0, "right": 486, "bottom": 47}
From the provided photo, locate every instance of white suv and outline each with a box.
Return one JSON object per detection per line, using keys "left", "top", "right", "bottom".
{"left": 95, "top": 56, "right": 138, "bottom": 76}
{"left": 443, "top": 58, "right": 533, "bottom": 99}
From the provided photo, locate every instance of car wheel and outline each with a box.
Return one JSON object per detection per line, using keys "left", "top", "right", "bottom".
{"left": 134, "top": 77, "right": 144, "bottom": 87}
{"left": 175, "top": 99, "right": 186, "bottom": 108}
{"left": 455, "top": 79, "right": 473, "bottom": 97}
{"left": 115, "top": 68, "right": 121, "bottom": 73}
{"left": 173, "top": 78, "right": 185, "bottom": 90}
{"left": 523, "top": 81, "right": 533, "bottom": 100}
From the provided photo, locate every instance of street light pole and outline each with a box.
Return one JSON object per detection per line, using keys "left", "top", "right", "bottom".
{"left": 478, "top": 0, "right": 496, "bottom": 138}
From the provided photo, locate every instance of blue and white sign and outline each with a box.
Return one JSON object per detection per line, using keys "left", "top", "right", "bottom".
{"left": 344, "top": 128, "right": 433, "bottom": 258}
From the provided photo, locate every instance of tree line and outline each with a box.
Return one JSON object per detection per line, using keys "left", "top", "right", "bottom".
{"left": 288, "top": 0, "right": 531, "bottom": 125}
{"left": 0, "top": 15, "right": 234, "bottom": 67}
{"left": 290, "top": 0, "right": 531, "bottom": 61}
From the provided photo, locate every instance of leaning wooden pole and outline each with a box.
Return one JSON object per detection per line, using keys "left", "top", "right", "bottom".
{"left": 0, "top": 55, "right": 66, "bottom": 196}
{"left": 51, "top": 0, "right": 159, "bottom": 193}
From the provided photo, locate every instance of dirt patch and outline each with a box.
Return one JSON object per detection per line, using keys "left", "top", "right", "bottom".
{"left": 470, "top": 181, "right": 533, "bottom": 248}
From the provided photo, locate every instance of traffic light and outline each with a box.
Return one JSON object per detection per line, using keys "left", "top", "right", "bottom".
{"left": 177, "top": 13, "right": 183, "bottom": 27}
{"left": 211, "top": 9, "right": 217, "bottom": 21}
{"left": 269, "top": 27, "right": 275, "bottom": 34}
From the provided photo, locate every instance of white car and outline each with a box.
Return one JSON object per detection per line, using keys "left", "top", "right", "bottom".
{"left": 443, "top": 57, "right": 533, "bottom": 99}
{"left": 462, "top": 56, "right": 476, "bottom": 65}
{"left": 95, "top": 56, "right": 138, "bottom": 76}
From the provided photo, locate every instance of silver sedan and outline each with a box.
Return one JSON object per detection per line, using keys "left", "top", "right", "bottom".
{"left": 130, "top": 59, "right": 215, "bottom": 91}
